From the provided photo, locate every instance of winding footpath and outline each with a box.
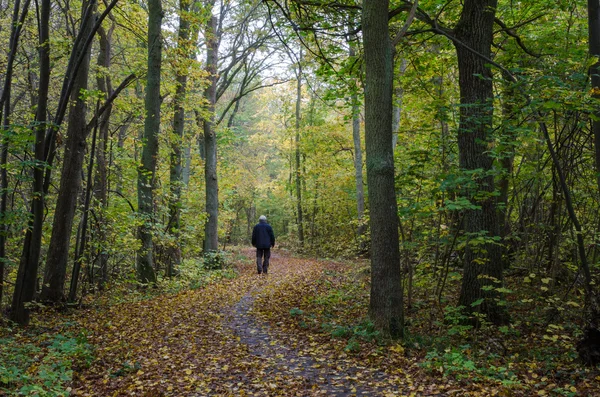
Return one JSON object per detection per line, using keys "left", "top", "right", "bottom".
{"left": 70, "top": 250, "right": 442, "bottom": 396}
{"left": 225, "top": 257, "right": 394, "bottom": 396}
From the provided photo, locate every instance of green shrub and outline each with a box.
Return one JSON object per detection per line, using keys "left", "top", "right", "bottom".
{"left": 0, "top": 332, "right": 93, "bottom": 396}
{"left": 202, "top": 250, "right": 230, "bottom": 270}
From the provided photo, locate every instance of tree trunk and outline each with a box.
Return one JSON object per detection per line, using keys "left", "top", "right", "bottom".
{"left": 453, "top": 0, "right": 507, "bottom": 324}
{"left": 588, "top": 1, "right": 600, "bottom": 267}
{"left": 11, "top": 0, "right": 50, "bottom": 324}
{"left": 362, "top": 0, "right": 404, "bottom": 338}
{"left": 195, "top": 110, "right": 206, "bottom": 161}
{"left": 167, "top": 0, "right": 192, "bottom": 274}
{"left": 203, "top": 10, "right": 219, "bottom": 253}
{"left": 93, "top": 24, "right": 114, "bottom": 289}
{"left": 498, "top": 79, "right": 517, "bottom": 269}
{"left": 183, "top": 143, "right": 191, "bottom": 186}
{"left": 40, "top": 0, "right": 96, "bottom": 302}
{"left": 348, "top": 43, "right": 366, "bottom": 249}
{"left": 392, "top": 58, "right": 407, "bottom": 150}
{"left": 295, "top": 51, "right": 304, "bottom": 247}
{"left": 589, "top": 0, "right": 600, "bottom": 196}
{"left": 69, "top": 102, "right": 99, "bottom": 302}
{"left": 0, "top": 0, "right": 30, "bottom": 312}
{"left": 137, "top": 0, "right": 162, "bottom": 283}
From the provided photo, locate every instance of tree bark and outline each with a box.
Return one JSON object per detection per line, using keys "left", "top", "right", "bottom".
{"left": 589, "top": 0, "right": 600, "bottom": 196}
{"left": 588, "top": 1, "right": 600, "bottom": 270}
{"left": 167, "top": 0, "right": 192, "bottom": 274}
{"left": 392, "top": 58, "right": 407, "bottom": 150}
{"left": 203, "top": 10, "right": 219, "bottom": 253}
{"left": 0, "top": 0, "right": 30, "bottom": 312}
{"left": 11, "top": 0, "right": 50, "bottom": 324}
{"left": 137, "top": 0, "right": 163, "bottom": 283}
{"left": 69, "top": 102, "right": 99, "bottom": 302}
{"left": 295, "top": 50, "right": 304, "bottom": 247}
{"left": 93, "top": 23, "right": 114, "bottom": 289}
{"left": 348, "top": 43, "right": 366, "bottom": 249}
{"left": 40, "top": 0, "right": 96, "bottom": 302}
{"left": 453, "top": 0, "right": 507, "bottom": 324}
{"left": 362, "top": 0, "right": 403, "bottom": 338}
{"left": 498, "top": 79, "right": 517, "bottom": 269}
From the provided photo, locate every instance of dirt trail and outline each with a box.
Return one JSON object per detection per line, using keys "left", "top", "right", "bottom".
{"left": 225, "top": 251, "right": 394, "bottom": 396}
{"left": 70, "top": 250, "right": 418, "bottom": 396}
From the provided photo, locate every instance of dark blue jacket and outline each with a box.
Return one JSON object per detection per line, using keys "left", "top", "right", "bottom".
{"left": 252, "top": 220, "right": 275, "bottom": 249}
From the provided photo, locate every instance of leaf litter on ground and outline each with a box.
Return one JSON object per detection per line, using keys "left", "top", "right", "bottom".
{"left": 2, "top": 248, "right": 599, "bottom": 396}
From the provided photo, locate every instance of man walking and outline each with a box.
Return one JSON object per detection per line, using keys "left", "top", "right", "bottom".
{"left": 252, "top": 215, "right": 275, "bottom": 274}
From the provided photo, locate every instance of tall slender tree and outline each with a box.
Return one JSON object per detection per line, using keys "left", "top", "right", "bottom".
{"left": 167, "top": 0, "right": 194, "bottom": 274}
{"left": 137, "top": 0, "right": 163, "bottom": 283}
{"left": 203, "top": 1, "right": 219, "bottom": 253}
{"left": 348, "top": 42, "right": 366, "bottom": 248}
{"left": 11, "top": 0, "right": 50, "bottom": 324}
{"left": 0, "top": 0, "right": 30, "bottom": 311}
{"left": 294, "top": 49, "right": 305, "bottom": 247}
{"left": 41, "top": 0, "right": 97, "bottom": 302}
{"left": 92, "top": 21, "right": 115, "bottom": 288}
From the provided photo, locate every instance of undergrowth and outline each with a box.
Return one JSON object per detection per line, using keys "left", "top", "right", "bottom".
{"left": 252, "top": 254, "right": 599, "bottom": 395}
{"left": 0, "top": 251, "right": 242, "bottom": 396}
{"left": 0, "top": 330, "right": 92, "bottom": 396}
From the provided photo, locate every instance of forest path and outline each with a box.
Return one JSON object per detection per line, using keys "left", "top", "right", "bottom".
{"left": 223, "top": 250, "right": 397, "bottom": 396}
{"left": 70, "top": 249, "right": 439, "bottom": 396}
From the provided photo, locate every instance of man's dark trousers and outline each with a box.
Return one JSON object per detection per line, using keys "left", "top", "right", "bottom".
{"left": 256, "top": 248, "right": 271, "bottom": 274}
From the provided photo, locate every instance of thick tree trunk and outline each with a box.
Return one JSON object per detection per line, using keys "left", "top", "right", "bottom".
{"left": 137, "top": 0, "right": 162, "bottom": 283}
{"left": 203, "top": 11, "right": 219, "bottom": 253}
{"left": 11, "top": 0, "right": 50, "bottom": 324}
{"left": 295, "top": 53, "right": 304, "bottom": 247}
{"left": 166, "top": 0, "right": 192, "bottom": 274}
{"left": 588, "top": 1, "right": 600, "bottom": 270}
{"left": 362, "top": 0, "right": 404, "bottom": 338}
{"left": 453, "top": 0, "right": 507, "bottom": 324}
{"left": 589, "top": 0, "right": 600, "bottom": 196}
{"left": 40, "top": 0, "right": 95, "bottom": 302}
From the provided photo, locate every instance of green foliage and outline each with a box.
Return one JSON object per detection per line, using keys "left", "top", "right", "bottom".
{"left": 202, "top": 250, "right": 230, "bottom": 270}
{"left": 157, "top": 256, "right": 237, "bottom": 292}
{"left": 421, "top": 345, "right": 519, "bottom": 385}
{"left": 0, "top": 332, "right": 93, "bottom": 396}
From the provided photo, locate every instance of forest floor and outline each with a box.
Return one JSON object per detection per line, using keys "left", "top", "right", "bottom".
{"left": 2, "top": 249, "right": 600, "bottom": 396}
